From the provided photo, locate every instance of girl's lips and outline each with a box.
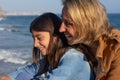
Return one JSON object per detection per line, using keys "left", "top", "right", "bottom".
{"left": 39, "top": 47, "right": 44, "bottom": 52}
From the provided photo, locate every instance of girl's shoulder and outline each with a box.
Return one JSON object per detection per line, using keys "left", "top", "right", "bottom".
{"left": 61, "top": 48, "right": 86, "bottom": 61}
{"left": 65, "top": 48, "right": 84, "bottom": 56}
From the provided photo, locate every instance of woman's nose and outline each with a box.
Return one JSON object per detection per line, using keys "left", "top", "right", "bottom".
{"left": 59, "top": 22, "right": 66, "bottom": 32}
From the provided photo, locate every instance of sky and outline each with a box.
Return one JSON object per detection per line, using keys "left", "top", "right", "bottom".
{"left": 0, "top": 0, "right": 120, "bottom": 14}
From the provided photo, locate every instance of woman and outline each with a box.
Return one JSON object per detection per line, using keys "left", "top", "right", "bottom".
{"left": 0, "top": 12, "right": 93, "bottom": 80}
{"left": 60, "top": 0, "right": 120, "bottom": 80}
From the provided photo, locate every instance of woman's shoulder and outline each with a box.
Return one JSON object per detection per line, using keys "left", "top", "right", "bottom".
{"left": 110, "top": 28, "right": 120, "bottom": 43}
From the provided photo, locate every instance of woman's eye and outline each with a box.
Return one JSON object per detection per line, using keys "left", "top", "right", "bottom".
{"left": 64, "top": 20, "right": 73, "bottom": 27}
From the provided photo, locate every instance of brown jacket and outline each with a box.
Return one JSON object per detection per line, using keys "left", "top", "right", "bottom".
{"left": 96, "top": 29, "right": 120, "bottom": 80}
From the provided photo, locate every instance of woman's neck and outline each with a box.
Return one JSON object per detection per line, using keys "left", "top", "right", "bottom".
{"left": 87, "top": 41, "right": 99, "bottom": 56}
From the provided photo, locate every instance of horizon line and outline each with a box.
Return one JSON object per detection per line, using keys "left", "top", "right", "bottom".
{"left": 3, "top": 12, "right": 120, "bottom": 16}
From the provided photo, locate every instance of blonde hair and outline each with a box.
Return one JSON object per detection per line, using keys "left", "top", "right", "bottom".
{"left": 63, "top": 0, "right": 110, "bottom": 44}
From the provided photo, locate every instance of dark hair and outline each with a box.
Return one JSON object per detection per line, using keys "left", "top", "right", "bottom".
{"left": 30, "top": 12, "right": 68, "bottom": 72}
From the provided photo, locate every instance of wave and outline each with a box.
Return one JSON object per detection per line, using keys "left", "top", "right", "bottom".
{"left": 0, "top": 24, "right": 30, "bottom": 35}
{"left": 0, "top": 17, "right": 4, "bottom": 21}
{"left": 0, "top": 27, "right": 5, "bottom": 31}
{"left": 0, "top": 27, "right": 19, "bottom": 32}
{"left": 0, "top": 49, "right": 31, "bottom": 64}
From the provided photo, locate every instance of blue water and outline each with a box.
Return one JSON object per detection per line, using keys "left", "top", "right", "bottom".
{"left": 0, "top": 16, "right": 37, "bottom": 74}
{"left": 108, "top": 13, "right": 120, "bottom": 29}
{"left": 0, "top": 14, "right": 120, "bottom": 74}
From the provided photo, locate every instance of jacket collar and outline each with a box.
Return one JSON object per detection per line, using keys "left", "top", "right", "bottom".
{"left": 96, "top": 36, "right": 107, "bottom": 58}
{"left": 96, "top": 28, "right": 120, "bottom": 58}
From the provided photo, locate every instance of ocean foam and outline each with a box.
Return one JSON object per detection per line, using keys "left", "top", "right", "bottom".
{"left": 0, "top": 27, "right": 5, "bottom": 31}
{"left": 0, "top": 49, "right": 29, "bottom": 64}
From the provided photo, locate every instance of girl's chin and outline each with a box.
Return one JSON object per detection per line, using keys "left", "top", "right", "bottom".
{"left": 41, "top": 52, "right": 46, "bottom": 56}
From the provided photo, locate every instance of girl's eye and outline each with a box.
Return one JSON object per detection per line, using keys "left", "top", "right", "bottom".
{"left": 37, "top": 36, "right": 42, "bottom": 41}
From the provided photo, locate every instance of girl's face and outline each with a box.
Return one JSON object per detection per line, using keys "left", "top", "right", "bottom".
{"left": 32, "top": 31, "right": 50, "bottom": 55}
{"left": 59, "top": 7, "right": 76, "bottom": 45}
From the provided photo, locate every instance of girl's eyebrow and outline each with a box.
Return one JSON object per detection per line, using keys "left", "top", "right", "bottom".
{"left": 32, "top": 34, "right": 42, "bottom": 38}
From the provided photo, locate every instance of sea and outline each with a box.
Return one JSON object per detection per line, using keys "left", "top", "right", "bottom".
{"left": 0, "top": 13, "right": 120, "bottom": 75}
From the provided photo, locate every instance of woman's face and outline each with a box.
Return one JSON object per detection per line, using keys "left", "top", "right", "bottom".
{"left": 32, "top": 31, "right": 50, "bottom": 55}
{"left": 59, "top": 7, "right": 76, "bottom": 45}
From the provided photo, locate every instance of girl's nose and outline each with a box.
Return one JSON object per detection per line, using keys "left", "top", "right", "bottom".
{"left": 34, "top": 39, "right": 39, "bottom": 48}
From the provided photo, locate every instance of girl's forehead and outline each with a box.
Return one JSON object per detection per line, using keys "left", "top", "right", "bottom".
{"left": 32, "top": 31, "right": 50, "bottom": 35}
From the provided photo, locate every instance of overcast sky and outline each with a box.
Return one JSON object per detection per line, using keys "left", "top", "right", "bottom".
{"left": 0, "top": 0, "right": 120, "bottom": 14}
